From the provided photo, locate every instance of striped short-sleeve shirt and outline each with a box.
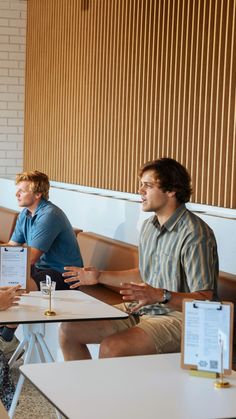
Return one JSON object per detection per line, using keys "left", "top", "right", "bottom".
{"left": 137, "top": 204, "right": 218, "bottom": 315}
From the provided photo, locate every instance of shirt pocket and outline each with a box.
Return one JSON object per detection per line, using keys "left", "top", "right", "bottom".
{"left": 153, "top": 252, "right": 181, "bottom": 290}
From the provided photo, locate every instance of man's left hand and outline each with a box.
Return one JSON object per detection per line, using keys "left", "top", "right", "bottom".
{"left": 120, "top": 282, "right": 163, "bottom": 312}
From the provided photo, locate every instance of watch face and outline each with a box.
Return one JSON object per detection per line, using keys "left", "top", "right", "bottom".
{"left": 163, "top": 289, "right": 171, "bottom": 304}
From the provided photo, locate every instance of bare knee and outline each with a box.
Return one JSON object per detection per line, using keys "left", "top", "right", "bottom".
{"left": 59, "top": 321, "right": 99, "bottom": 346}
{"left": 99, "top": 327, "right": 157, "bottom": 358}
{"left": 59, "top": 322, "right": 92, "bottom": 360}
{"left": 99, "top": 335, "right": 126, "bottom": 358}
{"left": 59, "top": 322, "right": 78, "bottom": 346}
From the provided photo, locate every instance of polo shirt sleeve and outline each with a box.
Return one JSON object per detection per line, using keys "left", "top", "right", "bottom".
{"left": 182, "top": 234, "right": 218, "bottom": 292}
{"left": 11, "top": 215, "right": 25, "bottom": 244}
{"left": 28, "top": 210, "right": 61, "bottom": 252}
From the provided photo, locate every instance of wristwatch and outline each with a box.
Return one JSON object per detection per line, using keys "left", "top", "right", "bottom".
{"left": 161, "top": 289, "right": 172, "bottom": 304}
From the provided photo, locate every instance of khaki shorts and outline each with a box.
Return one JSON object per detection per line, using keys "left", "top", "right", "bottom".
{"left": 112, "top": 304, "right": 182, "bottom": 354}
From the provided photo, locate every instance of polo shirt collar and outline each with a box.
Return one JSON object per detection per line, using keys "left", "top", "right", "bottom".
{"left": 152, "top": 204, "right": 187, "bottom": 232}
{"left": 25, "top": 198, "right": 48, "bottom": 219}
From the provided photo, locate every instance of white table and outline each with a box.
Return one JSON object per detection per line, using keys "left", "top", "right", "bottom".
{"left": 0, "top": 290, "right": 128, "bottom": 324}
{"left": 0, "top": 290, "right": 127, "bottom": 417}
{"left": 21, "top": 353, "right": 236, "bottom": 419}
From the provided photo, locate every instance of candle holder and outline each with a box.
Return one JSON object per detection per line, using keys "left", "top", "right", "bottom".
{"left": 44, "top": 283, "right": 56, "bottom": 316}
{"left": 214, "top": 337, "right": 231, "bottom": 388}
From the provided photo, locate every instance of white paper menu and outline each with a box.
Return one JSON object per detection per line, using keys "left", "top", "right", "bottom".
{"left": 0, "top": 246, "right": 28, "bottom": 288}
{"left": 182, "top": 300, "right": 233, "bottom": 373}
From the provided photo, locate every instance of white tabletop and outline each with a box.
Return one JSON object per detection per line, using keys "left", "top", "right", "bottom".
{"left": 0, "top": 290, "right": 128, "bottom": 324}
{"left": 21, "top": 353, "right": 236, "bottom": 419}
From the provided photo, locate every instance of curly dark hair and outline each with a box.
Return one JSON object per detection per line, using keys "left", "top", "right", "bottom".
{"left": 139, "top": 157, "right": 192, "bottom": 203}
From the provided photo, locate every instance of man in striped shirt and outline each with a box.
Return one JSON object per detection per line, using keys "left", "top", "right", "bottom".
{"left": 60, "top": 158, "right": 218, "bottom": 359}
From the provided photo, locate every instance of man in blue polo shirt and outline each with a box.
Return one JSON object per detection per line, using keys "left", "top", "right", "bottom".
{"left": 0, "top": 170, "right": 83, "bottom": 356}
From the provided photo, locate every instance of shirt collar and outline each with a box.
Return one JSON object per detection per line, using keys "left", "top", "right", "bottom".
{"left": 152, "top": 204, "right": 187, "bottom": 232}
{"left": 25, "top": 198, "right": 48, "bottom": 219}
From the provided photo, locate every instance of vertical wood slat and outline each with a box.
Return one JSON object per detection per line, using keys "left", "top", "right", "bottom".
{"left": 24, "top": 0, "right": 236, "bottom": 208}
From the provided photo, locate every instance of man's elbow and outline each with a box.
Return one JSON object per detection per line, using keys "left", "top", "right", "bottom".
{"left": 30, "top": 249, "right": 43, "bottom": 265}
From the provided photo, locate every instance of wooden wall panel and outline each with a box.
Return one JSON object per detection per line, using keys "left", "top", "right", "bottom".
{"left": 24, "top": 0, "right": 236, "bottom": 208}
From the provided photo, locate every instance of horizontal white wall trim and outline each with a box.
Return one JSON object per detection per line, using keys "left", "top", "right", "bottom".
{"left": 0, "top": 177, "right": 235, "bottom": 274}
{"left": 50, "top": 181, "right": 236, "bottom": 220}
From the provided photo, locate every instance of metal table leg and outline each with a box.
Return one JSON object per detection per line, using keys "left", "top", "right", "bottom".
{"left": 8, "top": 324, "right": 62, "bottom": 419}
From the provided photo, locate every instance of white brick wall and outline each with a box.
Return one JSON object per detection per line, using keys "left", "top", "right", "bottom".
{"left": 0, "top": 0, "right": 26, "bottom": 178}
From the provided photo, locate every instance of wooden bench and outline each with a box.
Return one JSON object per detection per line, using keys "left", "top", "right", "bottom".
{"left": 0, "top": 206, "right": 19, "bottom": 243}
{"left": 77, "top": 231, "right": 138, "bottom": 304}
{"left": 77, "top": 231, "right": 236, "bottom": 368}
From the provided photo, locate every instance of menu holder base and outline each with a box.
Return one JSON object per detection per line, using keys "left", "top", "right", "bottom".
{"left": 189, "top": 369, "right": 218, "bottom": 379}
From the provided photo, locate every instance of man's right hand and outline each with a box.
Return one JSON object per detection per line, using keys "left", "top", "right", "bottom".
{"left": 63, "top": 266, "right": 100, "bottom": 288}
{"left": 0, "top": 285, "right": 21, "bottom": 310}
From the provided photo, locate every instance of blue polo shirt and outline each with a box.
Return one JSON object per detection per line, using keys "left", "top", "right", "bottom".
{"left": 11, "top": 199, "right": 83, "bottom": 272}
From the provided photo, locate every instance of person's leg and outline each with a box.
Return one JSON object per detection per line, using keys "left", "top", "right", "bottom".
{"left": 0, "top": 326, "right": 17, "bottom": 342}
{"left": 0, "top": 328, "right": 19, "bottom": 359}
{"left": 60, "top": 311, "right": 182, "bottom": 360}
{"left": 99, "top": 311, "right": 182, "bottom": 358}
{"left": 0, "top": 350, "right": 15, "bottom": 410}
{"left": 99, "top": 326, "right": 157, "bottom": 357}
{"left": 30, "top": 266, "right": 70, "bottom": 291}
{"left": 59, "top": 314, "right": 139, "bottom": 360}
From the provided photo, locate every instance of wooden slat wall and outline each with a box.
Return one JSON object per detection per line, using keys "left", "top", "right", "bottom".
{"left": 24, "top": 0, "right": 236, "bottom": 208}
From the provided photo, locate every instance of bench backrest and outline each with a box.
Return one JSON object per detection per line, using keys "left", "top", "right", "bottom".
{"left": 0, "top": 207, "right": 19, "bottom": 243}
{"left": 218, "top": 271, "right": 236, "bottom": 303}
{"left": 77, "top": 231, "right": 138, "bottom": 295}
{"left": 77, "top": 232, "right": 139, "bottom": 271}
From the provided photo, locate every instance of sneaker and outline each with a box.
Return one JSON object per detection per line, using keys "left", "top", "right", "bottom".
{"left": 0, "top": 335, "right": 20, "bottom": 359}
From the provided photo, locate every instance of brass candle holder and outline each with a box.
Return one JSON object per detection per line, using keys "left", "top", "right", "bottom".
{"left": 44, "top": 283, "right": 56, "bottom": 316}
{"left": 214, "top": 337, "right": 231, "bottom": 389}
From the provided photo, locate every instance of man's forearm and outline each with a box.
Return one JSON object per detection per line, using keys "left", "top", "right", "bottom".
{"left": 166, "top": 289, "right": 213, "bottom": 311}
{"left": 119, "top": 283, "right": 214, "bottom": 312}
{"left": 6, "top": 240, "right": 21, "bottom": 246}
{"left": 98, "top": 268, "right": 142, "bottom": 288}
